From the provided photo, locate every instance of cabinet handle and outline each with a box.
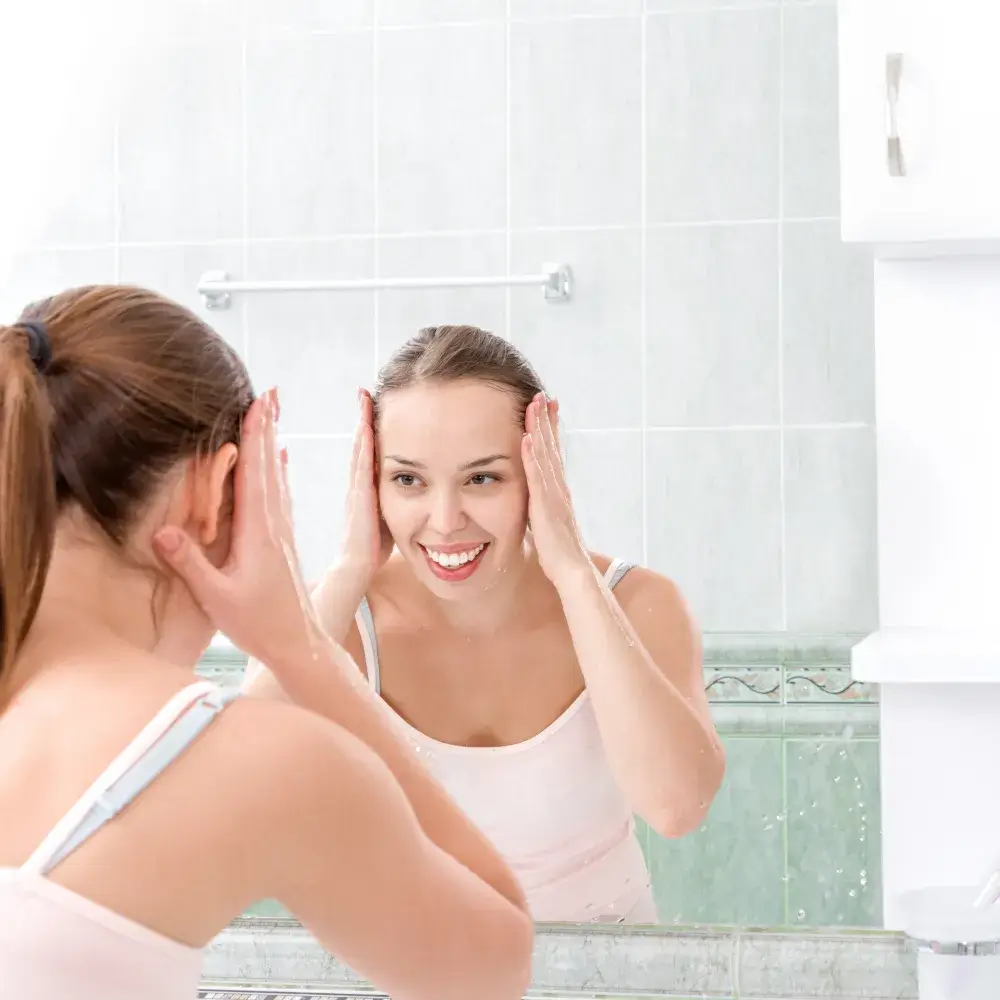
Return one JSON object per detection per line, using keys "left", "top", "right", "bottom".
{"left": 885, "top": 53, "right": 905, "bottom": 177}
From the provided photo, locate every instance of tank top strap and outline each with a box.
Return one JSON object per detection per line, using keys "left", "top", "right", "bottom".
{"left": 603, "top": 558, "right": 635, "bottom": 590}
{"left": 355, "top": 597, "right": 381, "bottom": 695}
{"left": 22, "top": 681, "right": 239, "bottom": 877}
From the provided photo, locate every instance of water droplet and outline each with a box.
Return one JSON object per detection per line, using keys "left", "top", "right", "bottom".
{"left": 811, "top": 800, "right": 818, "bottom": 808}
{"left": 797, "top": 909, "right": 806, "bottom": 920}
{"left": 859, "top": 836, "right": 866, "bottom": 843}
{"left": 776, "top": 812, "right": 787, "bottom": 822}
{"left": 848, "top": 889, "right": 857, "bottom": 897}
{"left": 860, "top": 869, "right": 867, "bottom": 878}
{"left": 782, "top": 875, "right": 790, "bottom": 883}
{"left": 835, "top": 868, "right": 843, "bottom": 875}
{"left": 834, "top": 776, "right": 842, "bottom": 783}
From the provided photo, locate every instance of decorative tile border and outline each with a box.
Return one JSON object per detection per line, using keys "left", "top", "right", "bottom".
{"left": 202, "top": 921, "right": 918, "bottom": 999}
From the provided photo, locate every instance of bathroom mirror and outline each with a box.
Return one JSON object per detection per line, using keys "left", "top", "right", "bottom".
{"left": 2, "top": 0, "right": 877, "bottom": 945}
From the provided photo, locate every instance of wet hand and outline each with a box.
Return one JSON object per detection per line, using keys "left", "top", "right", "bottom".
{"left": 152, "top": 388, "right": 323, "bottom": 669}
{"left": 339, "top": 388, "right": 394, "bottom": 584}
{"left": 522, "top": 393, "right": 593, "bottom": 592}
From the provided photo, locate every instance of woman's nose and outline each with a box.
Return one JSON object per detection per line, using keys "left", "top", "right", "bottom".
{"left": 427, "top": 490, "right": 465, "bottom": 535}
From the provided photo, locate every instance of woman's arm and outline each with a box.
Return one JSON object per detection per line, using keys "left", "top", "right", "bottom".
{"left": 260, "top": 703, "right": 533, "bottom": 1000}
{"left": 557, "top": 563, "right": 724, "bottom": 838}
{"left": 246, "top": 606, "right": 529, "bottom": 916}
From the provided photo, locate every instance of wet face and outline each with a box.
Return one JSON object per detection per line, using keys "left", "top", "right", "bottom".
{"left": 376, "top": 379, "right": 529, "bottom": 600}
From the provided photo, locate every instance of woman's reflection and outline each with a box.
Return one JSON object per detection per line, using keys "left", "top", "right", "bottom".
{"left": 248, "top": 325, "right": 724, "bottom": 923}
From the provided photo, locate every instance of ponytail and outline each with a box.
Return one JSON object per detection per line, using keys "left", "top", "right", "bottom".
{"left": 0, "top": 326, "right": 57, "bottom": 693}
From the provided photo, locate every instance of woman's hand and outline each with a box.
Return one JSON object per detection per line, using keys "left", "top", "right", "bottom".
{"left": 521, "top": 393, "right": 593, "bottom": 592}
{"left": 152, "top": 388, "right": 324, "bottom": 670}
{"left": 338, "top": 388, "right": 394, "bottom": 585}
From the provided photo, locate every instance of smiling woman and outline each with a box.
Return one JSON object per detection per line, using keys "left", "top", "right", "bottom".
{"left": 245, "top": 324, "right": 724, "bottom": 925}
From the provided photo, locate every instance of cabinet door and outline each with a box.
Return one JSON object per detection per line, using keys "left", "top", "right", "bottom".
{"left": 839, "top": 0, "right": 1000, "bottom": 244}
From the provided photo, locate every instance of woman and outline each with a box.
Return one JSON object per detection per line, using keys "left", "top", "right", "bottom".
{"left": 0, "top": 291, "right": 532, "bottom": 999}
{"left": 248, "top": 324, "right": 725, "bottom": 924}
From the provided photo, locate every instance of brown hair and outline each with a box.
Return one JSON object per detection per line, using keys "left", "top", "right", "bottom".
{"left": 0, "top": 284, "right": 254, "bottom": 688}
{"left": 372, "top": 325, "right": 546, "bottom": 422}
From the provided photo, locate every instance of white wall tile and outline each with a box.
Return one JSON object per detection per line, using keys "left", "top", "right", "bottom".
{"left": 245, "top": 240, "right": 376, "bottom": 434}
{"left": 247, "top": 34, "right": 374, "bottom": 239}
{"left": 782, "top": 221, "right": 874, "bottom": 425}
{"left": 377, "top": 0, "right": 506, "bottom": 26}
{"left": 784, "top": 427, "right": 878, "bottom": 631}
{"left": 510, "top": 17, "right": 641, "bottom": 227}
{"left": 645, "top": 223, "right": 779, "bottom": 426}
{"left": 118, "top": 42, "right": 243, "bottom": 242}
{"left": 282, "top": 437, "right": 355, "bottom": 583}
{"left": 377, "top": 24, "right": 506, "bottom": 233}
{"left": 0, "top": 250, "right": 116, "bottom": 322}
{"left": 782, "top": 3, "right": 839, "bottom": 219}
{"left": 375, "top": 234, "right": 507, "bottom": 367}
{"left": 511, "top": 0, "right": 641, "bottom": 17}
{"left": 246, "top": 0, "right": 374, "bottom": 35}
{"left": 645, "top": 429, "right": 784, "bottom": 631}
{"left": 510, "top": 228, "right": 643, "bottom": 430}
{"left": 646, "top": 9, "right": 781, "bottom": 222}
{"left": 563, "top": 430, "right": 643, "bottom": 565}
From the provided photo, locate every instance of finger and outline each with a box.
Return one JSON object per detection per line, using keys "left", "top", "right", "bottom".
{"left": 530, "top": 396, "right": 560, "bottom": 485}
{"left": 230, "top": 392, "right": 271, "bottom": 542}
{"left": 153, "top": 526, "right": 228, "bottom": 611}
{"left": 521, "top": 432, "right": 546, "bottom": 494}
{"left": 355, "top": 422, "right": 375, "bottom": 492}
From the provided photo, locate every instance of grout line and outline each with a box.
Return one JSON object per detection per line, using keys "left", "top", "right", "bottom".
{"left": 504, "top": 0, "right": 512, "bottom": 344}
{"left": 240, "top": 25, "right": 251, "bottom": 364}
{"left": 267, "top": 423, "right": 873, "bottom": 439}
{"left": 781, "top": 736, "right": 791, "bottom": 926}
{"left": 639, "top": 1, "right": 649, "bottom": 566}
{"left": 372, "top": 6, "right": 380, "bottom": 381}
{"left": 30, "top": 216, "right": 842, "bottom": 256}
{"left": 112, "top": 116, "right": 121, "bottom": 282}
{"left": 777, "top": 2, "right": 787, "bottom": 632}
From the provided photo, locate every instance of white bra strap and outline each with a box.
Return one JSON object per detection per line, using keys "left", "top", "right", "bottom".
{"left": 22, "top": 681, "right": 217, "bottom": 875}
{"left": 355, "top": 598, "right": 381, "bottom": 695}
{"left": 604, "top": 558, "right": 634, "bottom": 590}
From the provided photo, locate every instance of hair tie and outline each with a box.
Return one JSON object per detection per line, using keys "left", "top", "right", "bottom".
{"left": 17, "top": 321, "right": 52, "bottom": 375}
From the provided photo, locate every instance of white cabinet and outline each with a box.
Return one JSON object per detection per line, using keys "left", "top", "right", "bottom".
{"left": 838, "top": 1, "right": 1000, "bottom": 245}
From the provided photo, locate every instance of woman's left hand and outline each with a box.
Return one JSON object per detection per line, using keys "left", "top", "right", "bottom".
{"left": 522, "top": 393, "right": 593, "bottom": 591}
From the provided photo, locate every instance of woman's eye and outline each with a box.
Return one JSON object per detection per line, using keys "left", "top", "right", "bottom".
{"left": 469, "top": 473, "right": 497, "bottom": 486}
{"left": 393, "top": 473, "right": 418, "bottom": 488}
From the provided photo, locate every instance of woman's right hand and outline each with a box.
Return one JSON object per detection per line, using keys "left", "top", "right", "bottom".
{"left": 339, "top": 388, "right": 394, "bottom": 584}
{"left": 152, "top": 388, "right": 324, "bottom": 670}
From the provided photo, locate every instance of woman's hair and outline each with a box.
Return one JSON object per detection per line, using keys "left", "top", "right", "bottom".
{"left": 0, "top": 284, "right": 254, "bottom": 686}
{"left": 372, "top": 325, "right": 546, "bottom": 423}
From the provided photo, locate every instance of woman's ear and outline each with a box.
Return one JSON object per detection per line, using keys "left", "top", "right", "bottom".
{"left": 194, "top": 444, "right": 239, "bottom": 546}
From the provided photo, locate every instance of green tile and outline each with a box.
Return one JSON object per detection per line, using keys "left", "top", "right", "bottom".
{"left": 785, "top": 739, "right": 882, "bottom": 927}
{"left": 641, "top": 736, "right": 785, "bottom": 926}
{"left": 243, "top": 898, "right": 292, "bottom": 918}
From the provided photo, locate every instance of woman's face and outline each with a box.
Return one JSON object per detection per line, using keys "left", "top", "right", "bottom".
{"left": 376, "top": 379, "right": 529, "bottom": 601}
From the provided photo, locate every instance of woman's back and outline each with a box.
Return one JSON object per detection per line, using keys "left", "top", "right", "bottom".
{"left": 0, "top": 287, "right": 532, "bottom": 1000}
{"left": 0, "top": 676, "right": 235, "bottom": 998}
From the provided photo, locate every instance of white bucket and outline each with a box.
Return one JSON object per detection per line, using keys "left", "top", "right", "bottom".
{"left": 899, "top": 886, "right": 1000, "bottom": 1000}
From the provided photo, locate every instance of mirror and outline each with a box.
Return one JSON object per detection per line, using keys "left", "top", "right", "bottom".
{"left": 4, "top": 0, "right": 877, "bottom": 940}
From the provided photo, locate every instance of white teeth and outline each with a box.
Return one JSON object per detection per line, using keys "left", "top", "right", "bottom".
{"left": 425, "top": 543, "right": 486, "bottom": 568}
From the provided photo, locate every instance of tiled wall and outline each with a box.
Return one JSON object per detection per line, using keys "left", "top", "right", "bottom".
{"left": 0, "top": 0, "right": 877, "bottom": 637}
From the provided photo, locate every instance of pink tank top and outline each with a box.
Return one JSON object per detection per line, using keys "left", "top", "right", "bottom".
{"left": 356, "top": 558, "right": 658, "bottom": 924}
{"left": 0, "top": 681, "right": 238, "bottom": 999}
